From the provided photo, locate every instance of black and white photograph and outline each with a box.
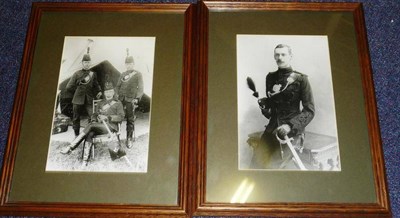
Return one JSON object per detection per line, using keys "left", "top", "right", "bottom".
{"left": 237, "top": 35, "right": 341, "bottom": 171}
{"left": 46, "top": 36, "right": 155, "bottom": 172}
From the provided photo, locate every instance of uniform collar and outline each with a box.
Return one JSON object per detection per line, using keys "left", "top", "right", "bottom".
{"left": 277, "top": 67, "right": 293, "bottom": 75}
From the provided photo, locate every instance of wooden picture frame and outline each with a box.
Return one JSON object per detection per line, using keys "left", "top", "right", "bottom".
{"left": 0, "top": 2, "right": 194, "bottom": 217}
{"left": 191, "top": 1, "right": 391, "bottom": 217}
{"left": 0, "top": 1, "right": 391, "bottom": 217}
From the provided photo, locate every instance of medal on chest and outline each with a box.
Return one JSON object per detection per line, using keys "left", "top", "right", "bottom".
{"left": 272, "top": 84, "right": 282, "bottom": 93}
{"left": 121, "top": 72, "right": 135, "bottom": 82}
{"left": 268, "top": 73, "right": 298, "bottom": 97}
{"left": 80, "top": 72, "right": 93, "bottom": 84}
{"left": 83, "top": 75, "right": 90, "bottom": 83}
{"left": 122, "top": 74, "right": 131, "bottom": 82}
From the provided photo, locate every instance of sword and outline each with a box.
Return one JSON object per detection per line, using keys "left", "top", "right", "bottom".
{"left": 101, "top": 119, "right": 116, "bottom": 139}
{"left": 276, "top": 134, "right": 307, "bottom": 171}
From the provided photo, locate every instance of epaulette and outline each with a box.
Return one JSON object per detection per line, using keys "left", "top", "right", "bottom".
{"left": 266, "top": 71, "right": 278, "bottom": 79}
{"left": 269, "top": 70, "right": 279, "bottom": 74}
{"left": 132, "top": 70, "right": 142, "bottom": 76}
{"left": 292, "top": 70, "right": 307, "bottom": 77}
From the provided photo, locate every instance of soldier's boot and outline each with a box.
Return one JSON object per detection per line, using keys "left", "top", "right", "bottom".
{"left": 126, "top": 138, "right": 134, "bottom": 149}
{"left": 60, "top": 132, "right": 86, "bottom": 154}
{"left": 82, "top": 142, "right": 92, "bottom": 167}
{"left": 126, "top": 131, "right": 134, "bottom": 149}
{"left": 74, "top": 128, "right": 80, "bottom": 138}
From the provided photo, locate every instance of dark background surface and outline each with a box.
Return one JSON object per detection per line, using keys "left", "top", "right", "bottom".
{"left": 0, "top": 0, "right": 399, "bottom": 217}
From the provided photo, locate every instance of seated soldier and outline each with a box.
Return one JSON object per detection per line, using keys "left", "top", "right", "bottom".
{"left": 60, "top": 82, "right": 125, "bottom": 166}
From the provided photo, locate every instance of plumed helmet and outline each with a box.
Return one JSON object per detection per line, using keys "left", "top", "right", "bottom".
{"left": 125, "top": 48, "right": 134, "bottom": 64}
{"left": 104, "top": 82, "right": 114, "bottom": 91}
{"left": 82, "top": 47, "right": 91, "bottom": 61}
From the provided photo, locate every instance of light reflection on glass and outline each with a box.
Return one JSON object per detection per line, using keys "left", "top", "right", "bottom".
{"left": 230, "top": 178, "right": 255, "bottom": 203}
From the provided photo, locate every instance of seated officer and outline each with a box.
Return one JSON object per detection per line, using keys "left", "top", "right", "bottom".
{"left": 60, "top": 82, "right": 125, "bottom": 166}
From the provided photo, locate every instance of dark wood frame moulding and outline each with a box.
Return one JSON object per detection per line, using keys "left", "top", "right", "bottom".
{"left": 0, "top": 2, "right": 194, "bottom": 217}
{"left": 192, "top": 1, "right": 391, "bottom": 217}
{"left": 0, "top": 1, "right": 391, "bottom": 217}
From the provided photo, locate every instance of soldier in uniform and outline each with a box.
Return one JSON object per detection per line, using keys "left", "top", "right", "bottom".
{"left": 61, "top": 82, "right": 125, "bottom": 166}
{"left": 115, "top": 49, "right": 144, "bottom": 148}
{"left": 66, "top": 49, "right": 102, "bottom": 137}
{"left": 251, "top": 44, "right": 315, "bottom": 169}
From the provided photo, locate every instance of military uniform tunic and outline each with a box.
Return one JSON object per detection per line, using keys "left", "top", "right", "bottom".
{"left": 264, "top": 67, "right": 315, "bottom": 137}
{"left": 66, "top": 69, "right": 102, "bottom": 105}
{"left": 66, "top": 69, "right": 102, "bottom": 135}
{"left": 251, "top": 67, "right": 315, "bottom": 169}
{"left": 115, "top": 69, "right": 144, "bottom": 139}
{"left": 92, "top": 99, "right": 125, "bottom": 131}
{"left": 116, "top": 70, "right": 144, "bottom": 102}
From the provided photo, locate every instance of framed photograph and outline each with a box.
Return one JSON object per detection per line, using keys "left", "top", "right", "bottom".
{"left": 46, "top": 36, "right": 156, "bottom": 173}
{"left": 193, "top": 1, "right": 391, "bottom": 217}
{"left": 0, "top": 2, "right": 193, "bottom": 216}
{"left": 237, "top": 35, "right": 340, "bottom": 171}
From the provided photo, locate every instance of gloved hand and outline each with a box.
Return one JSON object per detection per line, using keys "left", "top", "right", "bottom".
{"left": 98, "top": 114, "right": 108, "bottom": 122}
{"left": 276, "top": 124, "right": 291, "bottom": 139}
{"left": 258, "top": 97, "right": 272, "bottom": 118}
{"left": 260, "top": 107, "right": 271, "bottom": 119}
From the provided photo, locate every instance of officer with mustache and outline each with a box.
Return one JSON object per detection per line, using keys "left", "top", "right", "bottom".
{"left": 251, "top": 44, "right": 315, "bottom": 169}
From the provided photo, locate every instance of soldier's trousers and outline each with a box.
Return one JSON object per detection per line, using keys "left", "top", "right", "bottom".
{"left": 70, "top": 122, "right": 116, "bottom": 150}
{"left": 250, "top": 131, "right": 302, "bottom": 169}
{"left": 72, "top": 103, "right": 93, "bottom": 136}
{"left": 122, "top": 100, "right": 135, "bottom": 138}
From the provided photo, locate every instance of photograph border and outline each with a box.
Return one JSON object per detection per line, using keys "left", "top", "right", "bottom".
{"left": 45, "top": 36, "right": 156, "bottom": 173}
{"left": 0, "top": 2, "right": 194, "bottom": 217}
{"left": 192, "top": 1, "right": 391, "bottom": 217}
{"left": 236, "top": 34, "right": 340, "bottom": 171}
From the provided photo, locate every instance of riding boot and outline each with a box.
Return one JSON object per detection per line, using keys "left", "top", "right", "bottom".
{"left": 60, "top": 132, "right": 86, "bottom": 154}
{"left": 74, "top": 128, "right": 80, "bottom": 137}
{"left": 126, "top": 131, "right": 134, "bottom": 149}
{"left": 82, "top": 142, "right": 92, "bottom": 166}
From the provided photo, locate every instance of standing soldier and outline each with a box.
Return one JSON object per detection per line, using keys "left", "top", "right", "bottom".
{"left": 252, "top": 44, "right": 315, "bottom": 169}
{"left": 115, "top": 49, "right": 144, "bottom": 148}
{"left": 66, "top": 48, "right": 102, "bottom": 137}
